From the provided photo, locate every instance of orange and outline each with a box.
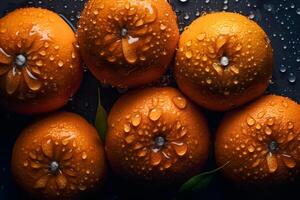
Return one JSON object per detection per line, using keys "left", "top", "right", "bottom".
{"left": 174, "top": 12, "right": 273, "bottom": 111}
{"left": 105, "top": 87, "right": 210, "bottom": 182}
{"left": 215, "top": 95, "right": 300, "bottom": 185}
{"left": 0, "top": 8, "right": 82, "bottom": 114}
{"left": 11, "top": 112, "right": 106, "bottom": 200}
{"left": 77, "top": 0, "right": 179, "bottom": 87}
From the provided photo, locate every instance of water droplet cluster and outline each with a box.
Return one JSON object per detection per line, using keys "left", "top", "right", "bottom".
{"left": 19, "top": 135, "right": 98, "bottom": 195}
{"left": 175, "top": 12, "right": 273, "bottom": 110}
{"left": 77, "top": 0, "right": 179, "bottom": 87}
{"left": 217, "top": 96, "right": 300, "bottom": 184}
{"left": 12, "top": 113, "right": 106, "bottom": 199}
{"left": 106, "top": 88, "right": 209, "bottom": 181}
{"left": 0, "top": 8, "right": 81, "bottom": 109}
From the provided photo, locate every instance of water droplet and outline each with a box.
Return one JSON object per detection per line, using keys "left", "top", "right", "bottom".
{"left": 257, "top": 111, "right": 265, "bottom": 119}
{"left": 56, "top": 174, "right": 67, "bottom": 189}
{"left": 149, "top": 108, "right": 162, "bottom": 121}
{"left": 44, "top": 42, "right": 49, "bottom": 48}
{"left": 183, "top": 13, "right": 190, "bottom": 20}
{"left": 150, "top": 151, "right": 161, "bottom": 166}
{"left": 202, "top": 55, "right": 208, "bottom": 61}
{"left": 131, "top": 114, "right": 141, "bottom": 127}
{"left": 78, "top": 185, "right": 87, "bottom": 191}
{"left": 42, "top": 139, "right": 53, "bottom": 158}
{"left": 230, "top": 66, "right": 239, "bottom": 74}
{"left": 0, "top": 27, "right": 7, "bottom": 33}
{"left": 287, "top": 132, "right": 295, "bottom": 142}
{"left": 197, "top": 33, "right": 205, "bottom": 41}
{"left": 172, "top": 96, "right": 187, "bottom": 109}
{"left": 24, "top": 67, "right": 42, "bottom": 91}
{"left": 64, "top": 168, "right": 76, "bottom": 177}
{"left": 282, "top": 100, "right": 288, "bottom": 108}
{"left": 185, "top": 51, "right": 192, "bottom": 59}
{"left": 124, "top": 123, "right": 131, "bottom": 133}
{"left": 288, "top": 122, "right": 294, "bottom": 129}
{"left": 133, "top": 143, "right": 144, "bottom": 150}
{"left": 62, "top": 138, "right": 70, "bottom": 146}
{"left": 62, "top": 150, "right": 73, "bottom": 161}
{"left": 82, "top": 152, "right": 87, "bottom": 160}
{"left": 137, "top": 148, "right": 147, "bottom": 157}
{"left": 23, "top": 161, "right": 29, "bottom": 167}
{"left": 172, "top": 142, "right": 188, "bottom": 156}
{"left": 38, "top": 50, "right": 46, "bottom": 56}
{"left": 160, "top": 24, "right": 166, "bottom": 30}
{"left": 49, "top": 55, "right": 55, "bottom": 61}
{"left": 247, "top": 145, "right": 255, "bottom": 153}
{"left": 264, "top": 4, "right": 273, "bottom": 12}
{"left": 29, "top": 151, "right": 37, "bottom": 159}
{"left": 35, "top": 60, "right": 43, "bottom": 67}
{"left": 288, "top": 73, "right": 296, "bottom": 83}
{"left": 248, "top": 13, "right": 255, "bottom": 19}
{"left": 164, "top": 161, "right": 172, "bottom": 169}
{"left": 122, "top": 35, "right": 139, "bottom": 64}
{"left": 246, "top": 116, "right": 255, "bottom": 126}
{"left": 282, "top": 154, "right": 296, "bottom": 168}
{"left": 93, "top": 10, "right": 99, "bottom": 15}
{"left": 266, "top": 152, "right": 278, "bottom": 173}
{"left": 71, "top": 52, "right": 76, "bottom": 59}
{"left": 235, "top": 43, "right": 242, "bottom": 52}
{"left": 58, "top": 60, "right": 64, "bottom": 67}
{"left": 34, "top": 175, "right": 49, "bottom": 189}
{"left": 212, "top": 63, "right": 223, "bottom": 75}
{"left": 216, "top": 35, "right": 227, "bottom": 50}
{"left": 265, "top": 127, "right": 272, "bottom": 135}
{"left": 252, "top": 159, "right": 261, "bottom": 168}
{"left": 267, "top": 118, "right": 274, "bottom": 126}
{"left": 125, "top": 135, "right": 135, "bottom": 144}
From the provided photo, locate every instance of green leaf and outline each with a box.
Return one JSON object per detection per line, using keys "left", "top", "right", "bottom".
{"left": 179, "top": 171, "right": 214, "bottom": 194}
{"left": 95, "top": 88, "right": 108, "bottom": 141}
{"left": 178, "top": 161, "right": 230, "bottom": 195}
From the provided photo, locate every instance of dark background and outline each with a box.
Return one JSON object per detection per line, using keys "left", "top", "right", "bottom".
{"left": 1, "top": 0, "right": 300, "bottom": 199}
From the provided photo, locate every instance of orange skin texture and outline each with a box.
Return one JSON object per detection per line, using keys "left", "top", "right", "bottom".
{"left": 77, "top": 0, "right": 179, "bottom": 87}
{"left": 215, "top": 95, "right": 300, "bottom": 185}
{"left": 11, "top": 112, "right": 107, "bottom": 200}
{"left": 105, "top": 87, "right": 210, "bottom": 182}
{"left": 174, "top": 12, "right": 273, "bottom": 111}
{"left": 0, "top": 8, "right": 82, "bottom": 114}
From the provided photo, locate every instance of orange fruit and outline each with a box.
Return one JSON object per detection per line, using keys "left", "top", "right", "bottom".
{"left": 11, "top": 112, "right": 106, "bottom": 200}
{"left": 215, "top": 95, "right": 300, "bottom": 185}
{"left": 77, "top": 0, "right": 179, "bottom": 87}
{"left": 0, "top": 8, "right": 82, "bottom": 114}
{"left": 105, "top": 87, "right": 210, "bottom": 182}
{"left": 174, "top": 12, "right": 273, "bottom": 111}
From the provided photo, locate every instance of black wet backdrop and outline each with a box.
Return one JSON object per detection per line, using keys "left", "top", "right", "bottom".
{"left": 1, "top": 0, "right": 300, "bottom": 199}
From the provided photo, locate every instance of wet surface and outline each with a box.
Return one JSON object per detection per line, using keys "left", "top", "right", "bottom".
{"left": 1, "top": 0, "right": 300, "bottom": 199}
